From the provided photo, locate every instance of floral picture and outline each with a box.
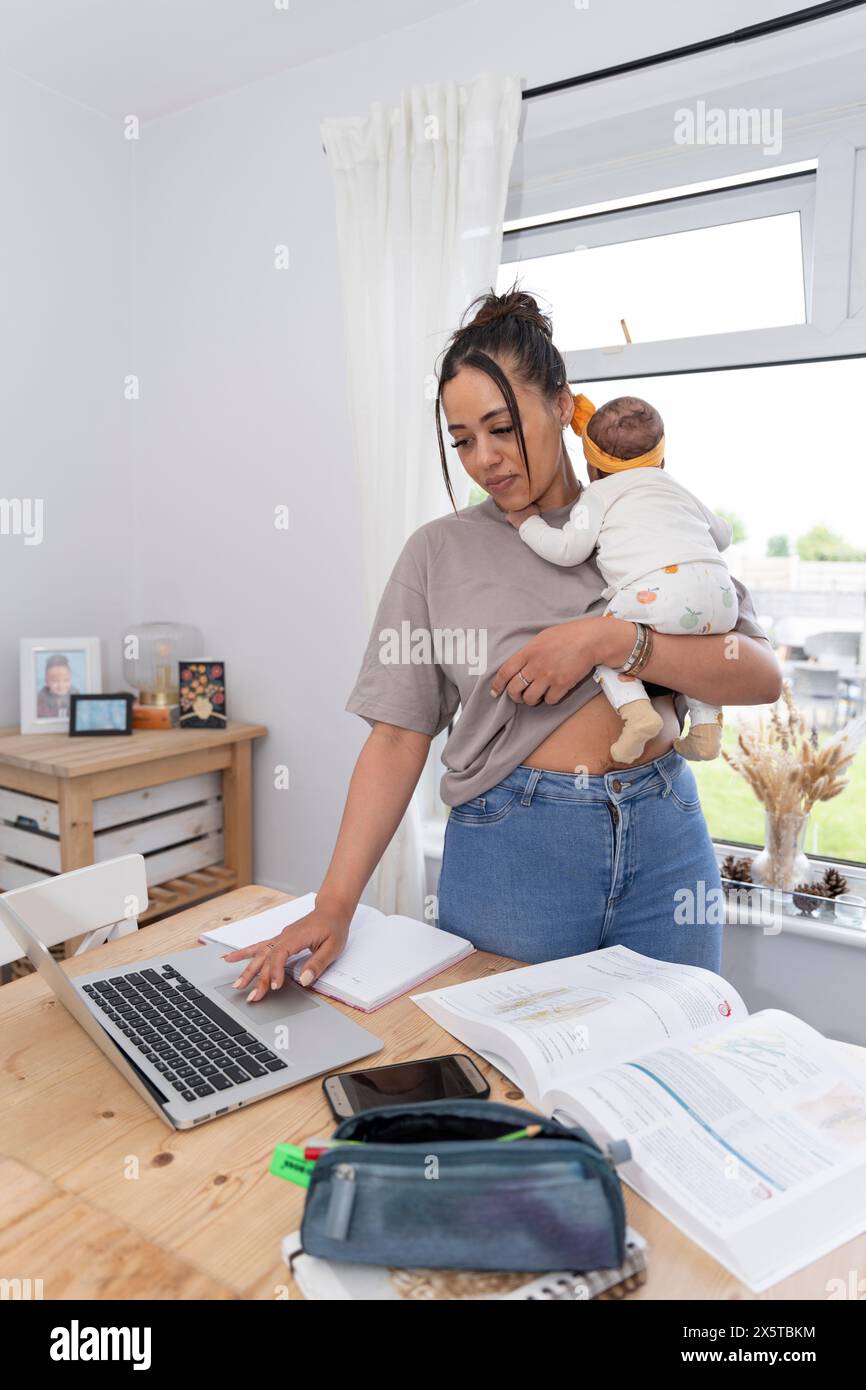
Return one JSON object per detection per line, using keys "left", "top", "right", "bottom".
{"left": 178, "top": 661, "right": 226, "bottom": 728}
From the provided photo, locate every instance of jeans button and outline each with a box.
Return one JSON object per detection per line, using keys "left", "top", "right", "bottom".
{"left": 611, "top": 778, "right": 623, "bottom": 793}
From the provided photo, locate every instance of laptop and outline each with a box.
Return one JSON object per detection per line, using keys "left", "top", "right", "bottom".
{"left": 0, "top": 895, "right": 384, "bottom": 1130}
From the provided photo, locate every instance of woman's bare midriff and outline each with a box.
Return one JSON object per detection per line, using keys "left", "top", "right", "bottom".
{"left": 523, "top": 691, "right": 679, "bottom": 776}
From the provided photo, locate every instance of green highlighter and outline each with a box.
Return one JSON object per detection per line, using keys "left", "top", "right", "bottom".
{"left": 269, "top": 1142, "right": 314, "bottom": 1189}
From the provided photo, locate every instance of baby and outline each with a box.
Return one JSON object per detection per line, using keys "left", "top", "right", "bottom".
{"left": 507, "top": 394, "right": 737, "bottom": 765}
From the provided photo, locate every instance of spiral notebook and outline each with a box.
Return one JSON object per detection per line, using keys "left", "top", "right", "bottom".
{"left": 281, "top": 1229, "right": 648, "bottom": 1300}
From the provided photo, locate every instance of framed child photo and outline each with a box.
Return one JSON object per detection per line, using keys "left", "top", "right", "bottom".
{"left": 19, "top": 636, "right": 103, "bottom": 735}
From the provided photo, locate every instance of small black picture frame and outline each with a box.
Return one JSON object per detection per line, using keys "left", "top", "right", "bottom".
{"left": 68, "top": 692, "right": 134, "bottom": 737}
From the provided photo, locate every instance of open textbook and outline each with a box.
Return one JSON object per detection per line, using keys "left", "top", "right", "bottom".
{"left": 412, "top": 945, "right": 866, "bottom": 1293}
{"left": 200, "top": 892, "right": 473, "bottom": 1012}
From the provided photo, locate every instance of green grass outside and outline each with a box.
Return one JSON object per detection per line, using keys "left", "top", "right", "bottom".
{"left": 691, "top": 723, "right": 866, "bottom": 865}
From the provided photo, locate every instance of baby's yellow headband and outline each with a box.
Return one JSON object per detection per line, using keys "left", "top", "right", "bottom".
{"left": 569, "top": 392, "right": 665, "bottom": 473}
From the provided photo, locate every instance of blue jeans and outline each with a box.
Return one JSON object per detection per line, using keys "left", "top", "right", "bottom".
{"left": 437, "top": 749, "right": 722, "bottom": 971}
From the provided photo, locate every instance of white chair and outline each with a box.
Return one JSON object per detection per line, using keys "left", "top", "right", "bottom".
{"left": 0, "top": 854, "right": 147, "bottom": 970}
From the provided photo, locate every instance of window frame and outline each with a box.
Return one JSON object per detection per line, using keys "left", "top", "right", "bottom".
{"left": 557, "top": 127, "right": 866, "bottom": 380}
{"left": 500, "top": 169, "right": 816, "bottom": 355}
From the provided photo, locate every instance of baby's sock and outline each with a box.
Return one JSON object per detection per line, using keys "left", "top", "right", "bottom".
{"left": 610, "top": 699, "right": 664, "bottom": 764}
{"left": 674, "top": 704, "right": 724, "bottom": 761}
{"left": 674, "top": 721, "right": 723, "bottom": 761}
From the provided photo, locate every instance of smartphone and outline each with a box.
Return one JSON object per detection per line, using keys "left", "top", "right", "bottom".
{"left": 323, "top": 1053, "right": 489, "bottom": 1119}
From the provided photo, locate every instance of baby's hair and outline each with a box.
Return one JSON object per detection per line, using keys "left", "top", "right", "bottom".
{"left": 587, "top": 396, "right": 663, "bottom": 460}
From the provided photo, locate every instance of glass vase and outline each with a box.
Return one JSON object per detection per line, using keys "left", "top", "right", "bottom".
{"left": 750, "top": 810, "right": 812, "bottom": 892}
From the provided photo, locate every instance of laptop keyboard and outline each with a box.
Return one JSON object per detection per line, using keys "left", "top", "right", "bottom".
{"left": 82, "top": 964, "right": 288, "bottom": 1103}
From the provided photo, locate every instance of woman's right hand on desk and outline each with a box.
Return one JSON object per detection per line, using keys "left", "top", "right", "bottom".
{"left": 221, "top": 904, "right": 351, "bottom": 1003}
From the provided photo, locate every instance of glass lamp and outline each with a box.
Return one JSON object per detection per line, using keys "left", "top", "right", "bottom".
{"left": 123, "top": 621, "right": 203, "bottom": 706}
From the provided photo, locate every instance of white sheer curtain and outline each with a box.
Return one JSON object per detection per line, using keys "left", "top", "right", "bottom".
{"left": 322, "top": 73, "right": 521, "bottom": 918}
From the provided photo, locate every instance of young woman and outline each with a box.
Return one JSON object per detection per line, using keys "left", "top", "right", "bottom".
{"left": 227, "top": 289, "right": 781, "bottom": 1000}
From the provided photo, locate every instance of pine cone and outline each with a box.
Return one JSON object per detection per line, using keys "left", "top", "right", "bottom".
{"left": 792, "top": 881, "right": 831, "bottom": 915}
{"left": 821, "top": 866, "right": 848, "bottom": 898}
{"left": 721, "top": 855, "right": 753, "bottom": 884}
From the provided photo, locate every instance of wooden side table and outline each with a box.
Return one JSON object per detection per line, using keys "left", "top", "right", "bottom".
{"left": 0, "top": 721, "right": 267, "bottom": 926}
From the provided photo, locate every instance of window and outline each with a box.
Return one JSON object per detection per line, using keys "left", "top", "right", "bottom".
{"left": 569, "top": 357, "right": 866, "bottom": 868}
{"left": 498, "top": 174, "right": 813, "bottom": 353}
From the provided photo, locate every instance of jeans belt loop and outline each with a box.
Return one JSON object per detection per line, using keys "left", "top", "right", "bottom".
{"left": 520, "top": 768, "right": 543, "bottom": 806}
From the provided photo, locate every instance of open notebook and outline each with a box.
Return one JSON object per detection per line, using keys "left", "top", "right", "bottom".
{"left": 412, "top": 945, "right": 866, "bottom": 1294}
{"left": 200, "top": 892, "right": 473, "bottom": 1012}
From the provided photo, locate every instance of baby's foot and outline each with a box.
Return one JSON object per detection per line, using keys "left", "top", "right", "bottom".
{"left": 610, "top": 699, "right": 664, "bottom": 764}
{"left": 674, "top": 722, "right": 723, "bottom": 761}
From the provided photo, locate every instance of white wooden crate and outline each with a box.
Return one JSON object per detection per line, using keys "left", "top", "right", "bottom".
{"left": 0, "top": 772, "right": 224, "bottom": 892}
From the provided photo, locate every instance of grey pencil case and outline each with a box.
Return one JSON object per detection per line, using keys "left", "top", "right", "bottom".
{"left": 300, "top": 1098, "right": 630, "bottom": 1272}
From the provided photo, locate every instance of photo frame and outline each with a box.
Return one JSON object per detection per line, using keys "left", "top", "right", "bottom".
{"left": 19, "top": 636, "right": 103, "bottom": 735}
{"left": 69, "top": 693, "right": 134, "bottom": 737}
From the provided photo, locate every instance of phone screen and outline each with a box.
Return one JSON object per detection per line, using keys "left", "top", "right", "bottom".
{"left": 332, "top": 1055, "right": 486, "bottom": 1112}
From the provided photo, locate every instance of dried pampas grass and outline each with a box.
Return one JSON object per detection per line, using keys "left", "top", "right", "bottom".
{"left": 722, "top": 681, "right": 865, "bottom": 816}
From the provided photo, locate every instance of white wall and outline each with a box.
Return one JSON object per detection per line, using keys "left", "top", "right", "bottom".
{"left": 0, "top": 69, "right": 131, "bottom": 717}
{"left": 130, "top": 0, "right": 821, "bottom": 897}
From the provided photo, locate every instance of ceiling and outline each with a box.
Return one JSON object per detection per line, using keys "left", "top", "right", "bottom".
{"left": 0, "top": 0, "right": 476, "bottom": 121}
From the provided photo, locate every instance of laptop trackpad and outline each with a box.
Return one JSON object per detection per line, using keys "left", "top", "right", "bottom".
{"left": 212, "top": 980, "right": 319, "bottom": 1025}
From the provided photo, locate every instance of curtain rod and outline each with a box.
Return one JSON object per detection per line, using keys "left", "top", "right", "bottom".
{"left": 522, "top": 0, "right": 865, "bottom": 100}
{"left": 321, "top": 0, "right": 865, "bottom": 154}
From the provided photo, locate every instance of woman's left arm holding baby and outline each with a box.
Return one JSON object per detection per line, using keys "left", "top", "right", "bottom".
{"left": 598, "top": 620, "right": 783, "bottom": 706}
{"left": 491, "top": 602, "right": 782, "bottom": 707}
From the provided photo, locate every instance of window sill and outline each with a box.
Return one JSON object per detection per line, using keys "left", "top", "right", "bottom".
{"left": 715, "top": 840, "right": 866, "bottom": 939}
{"left": 723, "top": 894, "right": 866, "bottom": 945}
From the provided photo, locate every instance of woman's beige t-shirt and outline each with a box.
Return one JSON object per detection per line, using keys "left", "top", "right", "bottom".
{"left": 345, "top": 494, "right": 768, "bottom": 807}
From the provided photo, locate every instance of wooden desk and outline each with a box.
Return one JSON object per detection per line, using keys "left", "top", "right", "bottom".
{"left": 1, "top": 884, "right": 864, "bottom": 1301}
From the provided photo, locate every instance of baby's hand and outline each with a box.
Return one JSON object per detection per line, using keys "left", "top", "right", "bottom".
{"left": 506, "top": 503, "right": 541, "bottom": 529}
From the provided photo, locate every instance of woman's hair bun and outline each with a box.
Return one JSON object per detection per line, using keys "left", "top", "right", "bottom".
{"left": 459, "top": 282, "right": 553, "bottom": 340}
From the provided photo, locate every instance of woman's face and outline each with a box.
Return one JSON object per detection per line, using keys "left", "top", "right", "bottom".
{"left": 442, "top": 361, "right": 574, "bottom": 511}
